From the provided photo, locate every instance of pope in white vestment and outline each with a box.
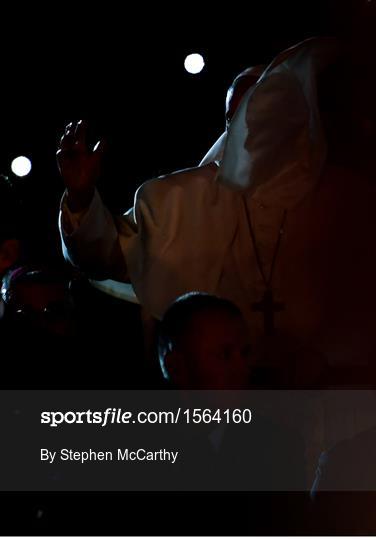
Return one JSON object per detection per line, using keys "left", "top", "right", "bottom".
{"left": 59, "top": 37, "right": 376, "bottom": 389}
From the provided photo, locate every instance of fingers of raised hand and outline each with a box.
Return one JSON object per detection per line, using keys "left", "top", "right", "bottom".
{"left": 58, "top": 120, "right": 86, "bottom": 154}
{"left": 93, "top": 138, "right": 106, "bottom": 154}
{"left": 74, "top": 120, "right": 88, "bottom": 149}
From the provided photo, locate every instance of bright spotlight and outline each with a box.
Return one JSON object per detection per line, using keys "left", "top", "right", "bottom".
{"left": 11, "top": 156, "right": 32, "bottom": 177}
{"left": 184, "top": 53, "right": 205, "bottom": 75}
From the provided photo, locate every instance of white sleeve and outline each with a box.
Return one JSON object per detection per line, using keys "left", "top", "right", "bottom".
{"left": 59, "top": 166, "right": 227, "bottom": 319}
{"left": 59, "top": 188, "right": 130, "bottom": 280}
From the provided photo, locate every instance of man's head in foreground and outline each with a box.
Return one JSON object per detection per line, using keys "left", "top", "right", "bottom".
{"left": 158, "top": 292, "right": 252, "bottom": 390}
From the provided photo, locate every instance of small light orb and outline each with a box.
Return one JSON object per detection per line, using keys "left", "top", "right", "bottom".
{"left": 184, "top": 53, "right": 205, "bottom": 75}
{"left": 11, "top": 156, "right": 32, "bottom": 177}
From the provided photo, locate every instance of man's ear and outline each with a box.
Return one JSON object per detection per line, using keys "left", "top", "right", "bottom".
{"left": 0, "top": 239, "right": 20, "bottom": 274}
{"left": 164, "top": 349, "right": 185, "bottom": 386}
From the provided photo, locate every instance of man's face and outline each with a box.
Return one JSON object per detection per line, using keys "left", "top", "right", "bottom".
{"left": 176, "top": 309, "right": 252, "bottom": 390}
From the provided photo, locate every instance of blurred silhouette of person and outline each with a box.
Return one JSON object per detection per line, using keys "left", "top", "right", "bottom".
{"left": 0, "top": 175, "right": 23, "bottom": 379}
{"left": 312, "top": 424, "right": 376, "bottom": 494}
{"left": 2, "top": 266, "right": 76, "bottom": 338}
{"left": 1, "top": 266, "right": 77, "bottom": 387}
{"left": 0, "top": 176, "right": 21, "bottom": 315}
{"left": 310, "top": 422, "right": 376, "bottom": 534}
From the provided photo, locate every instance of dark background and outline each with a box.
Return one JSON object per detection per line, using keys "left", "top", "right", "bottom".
{"left": 1, "top": 0, "right": 370, "bottom": 535}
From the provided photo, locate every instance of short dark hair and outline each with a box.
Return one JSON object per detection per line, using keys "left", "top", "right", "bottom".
{"left": 1, "top": 266, "right": 71, "bottom": 305}
{"left": 158, "top": 292, "right": 243, "bottom": 379}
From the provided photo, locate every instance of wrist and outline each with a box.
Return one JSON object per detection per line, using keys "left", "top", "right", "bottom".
{"left": 66, "top": 186, "right": 95, "bottom": 213}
